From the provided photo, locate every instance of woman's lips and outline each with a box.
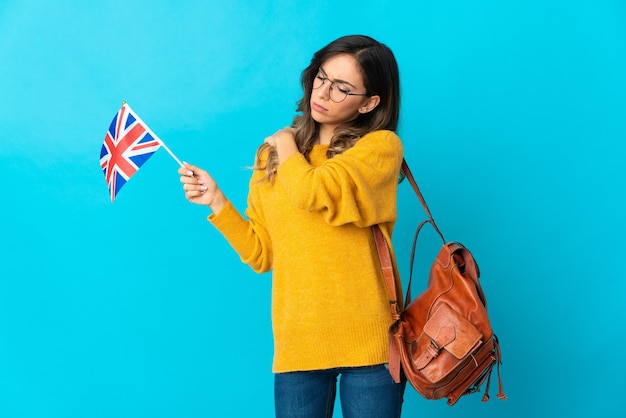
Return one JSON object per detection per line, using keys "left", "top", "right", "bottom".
{"left": 311, "top": 102, "right": 327, "bottom": 112}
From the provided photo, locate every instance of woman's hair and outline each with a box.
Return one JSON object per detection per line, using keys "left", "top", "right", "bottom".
{"left": 255, "top": 35, "right": 401, "bottom": 181}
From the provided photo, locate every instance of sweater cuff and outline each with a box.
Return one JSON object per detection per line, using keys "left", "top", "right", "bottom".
{"left": 207, "top": 199, "right": 245, "bottom": 232}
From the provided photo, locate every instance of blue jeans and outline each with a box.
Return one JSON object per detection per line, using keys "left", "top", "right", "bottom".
{"left": 274, "top": 364, "right": 406, "bottom": 418}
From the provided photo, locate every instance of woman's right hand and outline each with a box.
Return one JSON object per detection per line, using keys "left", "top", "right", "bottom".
{"left": 178, "top": 162, "right": 227, "bottom": 213}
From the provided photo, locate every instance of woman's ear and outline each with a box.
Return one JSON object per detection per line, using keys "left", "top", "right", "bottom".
{"left": 359, "top": 95, "right": 381, "bottom": 114}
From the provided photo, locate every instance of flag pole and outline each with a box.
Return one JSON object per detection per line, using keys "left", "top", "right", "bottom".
{"left": 156, "top": 141, "right": 184, "bottom": 168}
{"left": 122, "top": 101, "right": 185, "bottom": 168}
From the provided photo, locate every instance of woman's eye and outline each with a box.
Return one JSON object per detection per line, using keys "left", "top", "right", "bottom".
{"left": 337, "top": 86, "right": 350, "bottom": 94}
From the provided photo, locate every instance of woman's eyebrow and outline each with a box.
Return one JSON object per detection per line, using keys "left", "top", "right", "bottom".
{"left": 318, "top": 66, "right": 357, "bottom": 89}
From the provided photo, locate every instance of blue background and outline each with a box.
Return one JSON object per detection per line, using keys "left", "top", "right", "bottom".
{"left": 1, "top": 0, "right": 624, "bottom": 417}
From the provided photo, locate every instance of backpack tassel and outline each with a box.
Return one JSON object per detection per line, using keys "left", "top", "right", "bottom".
{"left": 482, "top": 335, "right": 507, "bottom": 402}
{"left": 494, "top": 335, "right": 507, "bottom": 400}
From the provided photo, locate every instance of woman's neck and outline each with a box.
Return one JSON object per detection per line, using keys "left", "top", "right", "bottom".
{"left": 317, "top": 124, "right": 335, "bottom": 145}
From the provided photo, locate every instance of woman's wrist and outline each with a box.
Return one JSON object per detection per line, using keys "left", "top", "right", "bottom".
{"left": 208, "top": 190, "right": 227, "bottom": 214}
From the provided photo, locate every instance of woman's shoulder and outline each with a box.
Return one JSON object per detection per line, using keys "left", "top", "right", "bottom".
{"left": 254, "top": 144, "right": 270, "bottom": 164}
{"left": 358, "top": 130, "right": 403, "bottom": 152}
{"left": 361, "top": 129, "right": 401, "bottom": 143}
{"left": 248, "top": 144, "right": 271, "bottom": 182}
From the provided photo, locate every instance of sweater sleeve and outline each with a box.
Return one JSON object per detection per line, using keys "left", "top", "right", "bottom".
{"left": 208, "top": 164, "right": 273, "bottom": 274}
{"left": 276, "top": 130, "right": 403, "bottom": 227}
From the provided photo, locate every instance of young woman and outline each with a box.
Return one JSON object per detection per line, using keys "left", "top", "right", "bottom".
{"left": 179, "top": 35, "right": 406, "bottom": 418}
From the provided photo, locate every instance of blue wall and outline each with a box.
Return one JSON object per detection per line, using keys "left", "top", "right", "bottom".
{"left": 1, "top": 1, "right": 624, "bottom": 417}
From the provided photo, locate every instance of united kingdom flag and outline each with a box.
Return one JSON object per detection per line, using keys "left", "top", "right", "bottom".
{"left": 100, "top": 103, "right": 162, "bottom": 202}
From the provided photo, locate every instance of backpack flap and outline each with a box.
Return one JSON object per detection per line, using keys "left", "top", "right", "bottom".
{"left": 413, "top": 303, "right": 483, "bottom": 383}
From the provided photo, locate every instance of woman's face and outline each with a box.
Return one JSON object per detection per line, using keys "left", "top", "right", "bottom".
{"left": 309, "top": 53, "right": 379, "bottom": 132}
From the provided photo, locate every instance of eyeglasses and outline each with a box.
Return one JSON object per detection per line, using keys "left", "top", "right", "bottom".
{"left": 312, "top": 74, "right": 369, "bottom": 103}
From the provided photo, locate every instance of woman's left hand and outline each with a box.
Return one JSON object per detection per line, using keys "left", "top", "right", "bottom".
{"left": 264, "top": 127, "right": 299, "bottom": 164}
{"left": 264, "top": 127, "right": 296, "bottom": 147}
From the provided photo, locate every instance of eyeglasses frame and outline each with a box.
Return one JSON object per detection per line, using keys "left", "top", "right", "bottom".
{"left": 312, "top": 73, "right": 370, "bottom": 103}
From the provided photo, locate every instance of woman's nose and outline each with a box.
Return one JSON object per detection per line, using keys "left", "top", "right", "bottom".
{"left": 317, "top": 81, "right": 331, "bottom": 99}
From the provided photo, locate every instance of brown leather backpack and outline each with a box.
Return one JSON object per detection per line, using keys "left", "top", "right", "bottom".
{"left": 373, "top": 160, "right": 506, "bottom": 406}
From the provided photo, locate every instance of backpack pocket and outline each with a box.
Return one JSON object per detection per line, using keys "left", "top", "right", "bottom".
{"left": 410, "top": 303, "right": 483, "bottom": 383}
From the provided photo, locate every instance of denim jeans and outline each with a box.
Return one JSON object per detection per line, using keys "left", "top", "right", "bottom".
{"left": 274, "top": 364, "right": 406, "bottom": 418}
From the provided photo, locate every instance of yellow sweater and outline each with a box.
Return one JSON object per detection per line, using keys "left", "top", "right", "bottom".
{"left": 209, "top": 130, "right": 404, "bottom": 373}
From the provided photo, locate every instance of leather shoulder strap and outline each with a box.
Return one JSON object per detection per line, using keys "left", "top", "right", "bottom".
{"left": 402, "top": 159, "right": 445, "bottom": 243}
{"left": 375, "top": 159, "right": 445, "bottom": 314}
{"left": 372, "top": 224, "right": 403, "bottom": 383}
{"left": 372, "top": 225, "right": 401, "bottom": 320}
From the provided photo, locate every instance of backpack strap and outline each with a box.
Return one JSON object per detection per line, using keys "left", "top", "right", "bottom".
{"left": 402, "top": 159, "right": 446, "bottom": 306}
{"left": 372, "top": 224, "right": 402, "bottom": 383}
{"left": 372, "top": 225, "right": 400, "bottom": 321}
{"left": 401, "top": 159, "right": 445, "bottom": 243}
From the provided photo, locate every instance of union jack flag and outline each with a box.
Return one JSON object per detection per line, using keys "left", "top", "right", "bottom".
{"left": 100, "top": 103, "right": 162, "bottom": 202}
